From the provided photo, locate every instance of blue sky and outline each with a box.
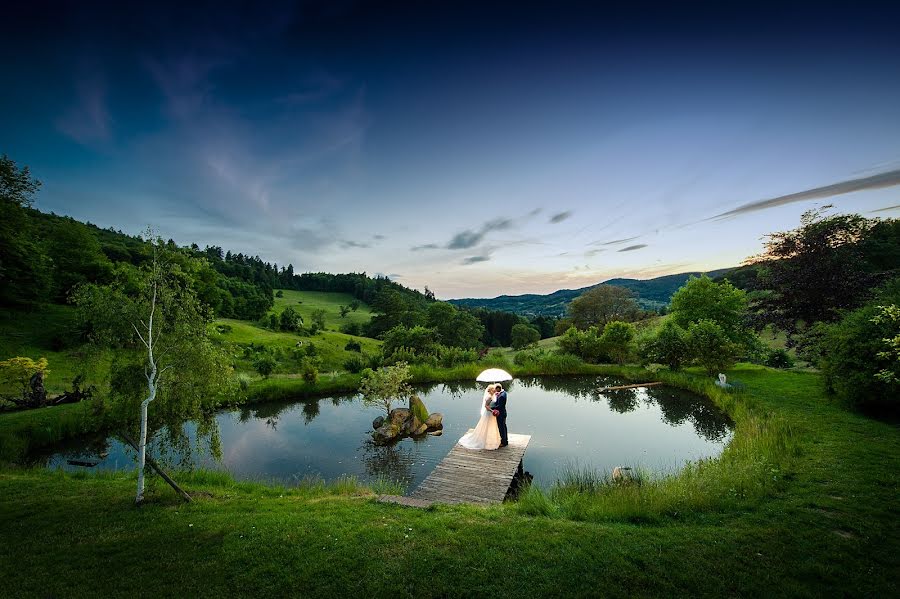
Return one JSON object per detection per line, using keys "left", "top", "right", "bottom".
{"left": 2, "top": 1, "right": 899, "bottom": 298}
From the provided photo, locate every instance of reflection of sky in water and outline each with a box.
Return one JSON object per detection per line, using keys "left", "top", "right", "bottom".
{"left": 38, "top": 376, "right": 733, "bottom": 491}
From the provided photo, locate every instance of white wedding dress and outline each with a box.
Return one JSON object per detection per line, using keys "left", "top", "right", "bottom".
{"left": 458, "top": 389, "right": 501, "bottom": 450}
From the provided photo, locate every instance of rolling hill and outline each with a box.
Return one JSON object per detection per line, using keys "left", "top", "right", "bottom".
{"left": 449, "top": 268, "right": 734, "bottom": 316}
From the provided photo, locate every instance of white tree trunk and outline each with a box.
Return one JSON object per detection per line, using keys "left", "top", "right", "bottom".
{"left": 135, "top": 266, "right": 159, "bottom": 505}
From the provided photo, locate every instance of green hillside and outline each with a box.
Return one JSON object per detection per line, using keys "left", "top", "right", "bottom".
{"left": 270, "top": 289, "right": 373, "bottom": 330}
{"left": 450, "top": 268, "right": 733, "bottom": 316}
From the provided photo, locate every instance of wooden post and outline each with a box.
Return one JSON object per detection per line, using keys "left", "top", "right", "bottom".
{"left": 120, "top": 432, "right": 192, "bottom": 503}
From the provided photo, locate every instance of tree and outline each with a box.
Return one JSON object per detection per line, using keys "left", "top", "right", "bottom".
{"left": 687, "top": 320, "right": 738, "bottom": 376}
{"left": 254, "top": 353, "right": 277, "bottom": 378}
{"left": 339, "top": 305, "right": 350, "bottom": 318}
{"left": 600, "top": 321, "right": 635, "bottom": 364}
{"left": 0, "top": 356, "right": 49, "bottom": 406}
{"left": 748, "top": 208, "right": 890, "bottom": 334}
{"left": 349, "top": 299, "right": 360, "bottom": 311}
{"left": 73, "top": 237, "right": 234, "bottom": 504}
{"left": 510, "top": 323, "right": 541, "bottom": 349}
{"left": 641, "top": 321, "right": 690, "bottom": 370}
{"left": 0, "top": 154, "right": 49, "bottom": 304}
{"left": 279, "top": 306, "right": 301, "bottom": 331}
{"left": 359, "top": 362, "right": 412, "bottom": 417}
{"left": 568, "top": 285, "right": 640, "bottom": 330}
{"left": 669, "top": 275, "right": 750, "bottom": 345}
{"left": 311, "top": 308, "right": 327, "bottom": 330}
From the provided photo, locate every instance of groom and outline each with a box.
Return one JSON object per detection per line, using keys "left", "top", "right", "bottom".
{"left": 490, "top": 384, "right": 508, "bottom": 447}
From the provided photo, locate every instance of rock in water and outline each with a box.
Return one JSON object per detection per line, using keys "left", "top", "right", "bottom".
{"left": 389, "top": 408, "right": 410, "bottom": 427}
{"left": 425, "top": 412, "right": 443, "bottom": 430}
{"left": 372, "top": 422, "right": 401, "bottom": 445}
{"left": 372, "top": 415, "right": 385, "bottom": 430}
{"left": 409, "top": 395, "right": 429, "bottom": 424}
{"left": 413, "top": 423, "right": 428, "bottom": 436}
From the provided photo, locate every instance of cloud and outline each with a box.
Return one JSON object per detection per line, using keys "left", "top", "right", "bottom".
{"left": 585, "top": 249, "right": 605, "bottom": 257}
{"left": 595, "top": 236, "right": 640, "bottom": 246}
{"left": 462, "top": 254, "right": 491, "bottom": 265}
{"left": 708, "top": 168, "right": 900, "bottom": 221}
{"left": 618, "top": 244, "right": 648, "bottom": 252}
{"left": 372, "top": 234, "right": 386, "bottom": 240}
{"left": 549, "top": 211, "right": 573, "bottom": 224}
{"left": 340, "top": 240, "right": 370, "bottom": 249}
{"left": 445, "top": 218, "right": 515, "bottom": 250}
{"left": 411, "top": 243, "right": 440, "bottom": 251}
{"left": 56, "top": 71, "right": 112, "bottom": 147}
{"left": 871, "top": 204, "right": 900, "bottom": 214}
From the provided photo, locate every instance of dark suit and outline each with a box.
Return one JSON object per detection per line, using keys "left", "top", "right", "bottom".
{"left": 490, "top": 390, "right": 508, "bottom": 445}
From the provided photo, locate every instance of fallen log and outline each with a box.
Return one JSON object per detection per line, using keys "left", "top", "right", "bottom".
{"left": 119, "top": 432, "right": 192, "bottom": 503}
{"left": 598, "top": 382, "right": 663, "bottom": 392}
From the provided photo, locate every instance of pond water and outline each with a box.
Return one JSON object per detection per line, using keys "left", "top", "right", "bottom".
{"left": 33, "top": 376, "right": 733, "bottom": 490}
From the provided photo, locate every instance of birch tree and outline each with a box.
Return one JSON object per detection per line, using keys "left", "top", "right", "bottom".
{"left": 74, "top": 235, "right": 234, "bottom": 504}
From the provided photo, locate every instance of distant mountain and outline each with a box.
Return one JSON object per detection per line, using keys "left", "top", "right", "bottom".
{"left": 449, "top": 268, "right": 734, "bottom": 317}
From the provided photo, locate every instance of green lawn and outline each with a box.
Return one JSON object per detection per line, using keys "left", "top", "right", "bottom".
{"left": 1, "top": 366, "right": 897, "bottom": 596}
{"left": 271, "top": 289, "right": 374, "bottom": 330}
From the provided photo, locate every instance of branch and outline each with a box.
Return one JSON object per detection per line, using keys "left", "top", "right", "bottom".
{"left": 132, "top": 323, "right": 150, "bottom": 349}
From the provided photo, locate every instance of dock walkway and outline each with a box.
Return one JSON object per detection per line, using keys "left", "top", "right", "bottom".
{"left": 379, "top": 431, "right": 531, "bottom": 508}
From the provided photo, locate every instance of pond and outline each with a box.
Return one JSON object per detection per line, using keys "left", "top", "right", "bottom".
{"left": 32, "top": 376, "right": 733, "bottom": 490}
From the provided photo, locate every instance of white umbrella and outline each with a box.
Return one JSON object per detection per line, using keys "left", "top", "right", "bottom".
{"left": 476, "top": 368, "right": 513, "bottom": 383}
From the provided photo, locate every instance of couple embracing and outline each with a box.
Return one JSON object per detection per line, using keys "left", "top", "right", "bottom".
{"left": 458, "top": 383, "right": 508, "bottom": 450}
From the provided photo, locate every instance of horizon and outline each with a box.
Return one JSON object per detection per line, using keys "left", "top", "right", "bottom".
{"left": 3, "top": 1, "right": 899, "bottom": 299}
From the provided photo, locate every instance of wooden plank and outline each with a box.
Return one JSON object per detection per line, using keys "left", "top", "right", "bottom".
{"left": 402, "top": 431, "right": 531, "bottom": 506}
{"left": 598, "top": 381, "right": 662, "bottom": 392}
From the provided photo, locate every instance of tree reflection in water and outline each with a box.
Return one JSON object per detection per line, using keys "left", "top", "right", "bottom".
{"left": 361, "top": 439, "right": 415, "bottom": 487}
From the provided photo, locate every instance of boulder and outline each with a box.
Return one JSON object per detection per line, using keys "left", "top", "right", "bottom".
{"left": 372, "top": 422, "right": 401, "bottom": 445}
{"left": 413, "top": 423, "right": 428, "bottom": 436}
{"left": 372, "top": 415, "right": 385, "bottom": 430}
{"left": 425, "top": 412, "right": 443, "bottom": 430}
{"left": 427, "top": 429, "right": 443, "bottom": 436}
{"left": 389, "top": 408, "right": 410, "bottom": 427}
{"left": 401, "top": 414, "right": 423, "bottom": 436}
{"left": 409, "top": 395, "right": 429, "bottom": 424}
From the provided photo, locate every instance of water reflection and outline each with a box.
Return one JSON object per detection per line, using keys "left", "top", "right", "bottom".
{"left": 34, "top": 376, "right": 733, "bottom": 490}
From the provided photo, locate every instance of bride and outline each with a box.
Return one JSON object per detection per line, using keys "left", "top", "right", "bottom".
{"left": 458, "top": 384, "right": 502, "bottom": 450}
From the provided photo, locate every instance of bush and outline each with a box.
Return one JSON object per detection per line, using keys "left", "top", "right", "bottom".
{"left": 640, "top": 321, "right": 690, "bottom": 371}
{"left": 764, "top": 348, "right": 795, "bottom": 369}
{"left": 599, "top": 321, "right": 635, "bottom": 364}
{"left": 817, "top": 280, "right": 900, "bottom": 410}
{"left": 436, "top": 345, "right": 478, "bottom": 367}
{"left": 301, "top": 361, "right": 319, "bottom": 384}
{"left": 344, "top": 340, "right": 362, "bottom": 352}
{"left": 275, "top": 290, "right": 283, "bottom": 298}
{"left": 343, "top": 355, "right": 368, "bottom": 374}
{"left": 253, "top": 354, "right": 277, "bottom": 378}
{"left": 686, "top": 320, "right": 738, "bottom": 376}
{"left": 340, "top": 322, "right": 362, "bottom": 336}
{"left": 279, "top": 306, "right": 302, "bottom": 331}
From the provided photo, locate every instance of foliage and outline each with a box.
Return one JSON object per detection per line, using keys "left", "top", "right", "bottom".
{"left": 301, "top": 361, "right": 318, "bottom": 384}
{"left": 510, "top": 323, "right": 541, "bottom": 349}
{"left": 687, "top": 320, "right": 738, "bottom": 376}
{"left": 599, "top": 321, "right": 635, "bottom": 364}
{"left": 748, "top": 208, "right": 897, "bottom": 333}
{"left": 358, "top": 362, "right": 412, "bottom": 416}
{"left": 254, "top": 354, "right": 277, "bottom": 378}
{"left": 639, "top": 321, "right": 690, "bottom": 371}
{"left": 764, "top": 348, "right": 795, "bottom": 369}
{"left": 310, "top": 309, "right": 327, "bottom": 331}
{"left": 343, "top": 354, "right": 368, "bottom": 373}
{"left": 669, "top": 275, "right": 750, "bottom": 344}
{"left": 817, "top": 280, "right": 900, "bottom": 410}
{"left": 0, "top": 154, "right": 49, "bottom": 304}
{"left": 0, "top": 356, "right": 49, "bottom": 403}
{"left": 344, "top": 340, "right": 362, "bottom": 352}
{"left": 278, "top": 306, "right": 302, "bottom": 331}
{"left": 568, "top": 285, "right": 641, "bottom": 330}
{"left": 425, "top": 302, "right": 485, "bottom": 349}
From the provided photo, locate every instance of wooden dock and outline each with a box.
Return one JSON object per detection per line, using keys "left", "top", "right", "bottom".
{"left": 379, "top": 431, "right": 531, "bottom": 508}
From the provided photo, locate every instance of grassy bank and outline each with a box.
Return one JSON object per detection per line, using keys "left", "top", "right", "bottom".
{"left": 1, "top": 365, "right": 897, "bottom": 596}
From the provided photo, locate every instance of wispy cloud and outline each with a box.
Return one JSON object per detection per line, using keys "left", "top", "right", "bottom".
{"left": 411, "top": 243, "right": 440, "bottom": 251}
{"left": 618, "top": 244, "right": 648, "bottom": 252}
{"left": 585, "top": 249, "right": 605, "bottom": 257}
{"left": 340, "top": 240, "right": 370, "bottom": 249}
{"left": 56, "top": 70, "right": 112, "bottom": 147}
{"left": 462, "top": 254, "right": 491, "bottom": 265}
{"left": 444, "top": 218, "right": 514, "bottom": 250}
{"left": 595, "top": 236, "right": 640, "bottom": 246}
{"left": 549, "top": 210, "right": 573, "bottom": 224}
{"left": 708, "top": 168, "right": 900, "bottom": 221}
{"left": 871, "top": 204, "right": 900, "bottom": 214}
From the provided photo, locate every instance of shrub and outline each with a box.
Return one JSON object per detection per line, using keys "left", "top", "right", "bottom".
{"left": 343, "top": 355, "right": 368, "bottom": 373}
{"left": 0, "top": 356, "right": 50, "bottom": 403}
{"left": 687, "top": 320, "right": 738, "bottom": 375}
{"left": 340, "top": 322, "right": 362, "bottom": 336}
{"left": 817, "top": 280, "right": 900, "bottom": 410}
{"left": 275, "top": 290, "right": 283, "bottom": 298}
{"left": 599, "top": 321, "right": 635, "bottom": 364}
{"left": 344, "top": 340, "right": 362, "bottom": 352}
{"left": 301, "top": 361, "right": 319, "bottom": 384}
{"left": 640, "top": 321, "right": 690, "bottom": 371}
{"left": 764, "top": 348, "right": 795, "bottom": 369}
{"left": 253, "top": 354, "right": 277, "bottom": 378}
{"left": 279, "top": 306, "right": 302, "bottom": 331}
{"left": 436, "top": 345, "right": 478, "bottom": 367}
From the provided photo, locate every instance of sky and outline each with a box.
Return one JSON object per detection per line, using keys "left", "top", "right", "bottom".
{"left": 2, "top": 1, "right": 899, "bottom": 299}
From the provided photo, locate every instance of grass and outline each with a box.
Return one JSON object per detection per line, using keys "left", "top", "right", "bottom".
{"left": 271, "top": 289, "right": 374, "bottom": 330}
{"left": 0, "top": 365, "right": 898, "bottom": 596}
